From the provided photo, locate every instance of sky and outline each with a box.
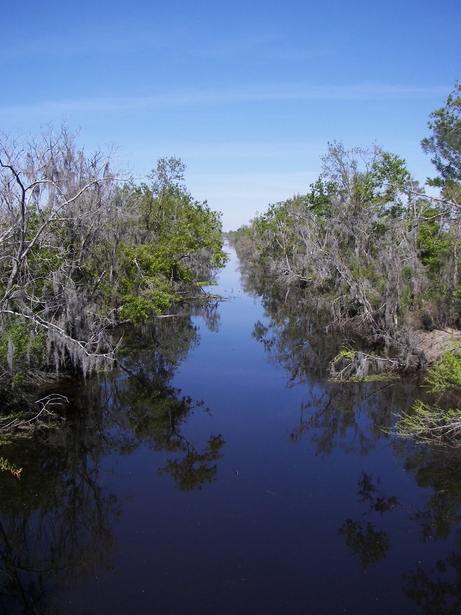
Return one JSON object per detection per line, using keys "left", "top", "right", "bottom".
{"left": 1, "top": 0, "right": 460, "bottom": 230}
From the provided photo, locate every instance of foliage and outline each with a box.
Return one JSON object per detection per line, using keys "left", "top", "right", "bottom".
{"left": 110, "top": 159, "right": 227, "bottom": 322}
{"left": 394, "top": 402, "right": 461, "bottom": 447}
{"left": 0, "top": 306, "right": 227, "bottom": 610}
{"left": 394, "top": 352, "right": 461, "bottom": 446}
{"left": 425, "top": 351, "right": 461, "bottom": 393}
{"left": 0, "top": 319, "right": 47, "bottom": 383}
{"left": 233, "top": 142, "right": 431, "bottom": 373}
{"left": 421, "top": 82, "right": 461, "bottom": 206}
{"left": 0, "top": 128, "right": 226, "bottom": 405}
{"left": 0, "top": 456, "right": 22, "bottom": 478}
{"left": 232, "top": 85, "right": 461, "bottom": 380}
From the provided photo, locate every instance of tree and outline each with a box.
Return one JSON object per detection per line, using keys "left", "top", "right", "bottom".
{"left": 420, "top": 83, "right": 461, "bottom": 319}
{"left": 421, "top": 82, "right": 461, "bottom": 206}
{"left": 0, "top": 129, "right": 227, "bottom": 405}
{"left": 0, "top": 126, "right": 120, "bottom": 389}
{"left": 232, "top": 141, "right": 457, "bottom": 375}
{"left": 114, "top": 157, "right": 227, "bottom": 323}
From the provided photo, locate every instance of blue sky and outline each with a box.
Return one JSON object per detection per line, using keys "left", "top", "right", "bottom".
{"left": 1, "top": 0, "right": 459, "bottom": 229}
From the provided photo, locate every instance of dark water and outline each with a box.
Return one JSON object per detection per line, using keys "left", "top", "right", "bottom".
{"left": 1, "top": 248, "right": 461, "bottom": 614}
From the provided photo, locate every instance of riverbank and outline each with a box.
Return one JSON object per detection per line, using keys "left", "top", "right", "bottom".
{"left": 416, "top": 328, "right": 461, "bottom": 363}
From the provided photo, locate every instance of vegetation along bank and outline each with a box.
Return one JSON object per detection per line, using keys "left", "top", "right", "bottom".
{"left": 230, "top": 82, "right": 461, "bottom": 446}
{"left": 1, "top": 82, "right": 460, "bottom": 447}
{"left": 0, "top": 133, "right": 227, "bottom": 422}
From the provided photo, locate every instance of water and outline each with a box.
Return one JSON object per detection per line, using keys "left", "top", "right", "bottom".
{"left": 1, "top": 248, "right": 460, "bottom": 614}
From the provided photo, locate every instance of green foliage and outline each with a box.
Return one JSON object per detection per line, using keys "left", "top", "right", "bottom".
{"left": 0, "top": 319, "right": 47, "bottom": 381}
{"left": 0, "top": 129, "right": 226, "bottom": 400}
{"left": 233, "top": 104, "right": 461, "bottom": 373}
{"left": 370, "top": 151, "right": 411, "bottom": 207}
{"left": 306, "top": 177, "right": 336, "bottom": 217}
{"left": 119, "top": 296, "right": 162, "bottom": 324}
{"left": 236, "top": 143, "right": 421, "bottom": 354}
{"left": 0, "top": 455, "right": 22, "bottom": 478}
{"left": 394, "top": 352, "right": 461, "bottom": 446}
{"left": 422, "top": 82, "right": 461, "bottom": 205}
{"left": 425, "top": 351, "right": 461, "bottom": 394}
{"left": 394, "top": 401, "right": 461, "bottom": 447}
{"left": 113, "top": 167, "right": 226, "bottom": 324}
{"left": 333, "top": 349, "right": 355, "bottom": 364}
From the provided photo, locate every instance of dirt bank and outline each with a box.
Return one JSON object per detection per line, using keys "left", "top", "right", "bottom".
{"left": 415, "top": 329, "right": 461, "bottom": 364}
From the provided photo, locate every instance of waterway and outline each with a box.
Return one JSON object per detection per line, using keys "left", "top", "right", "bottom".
{"left": 1, "top": 247, "right": 460, "bottom": 614}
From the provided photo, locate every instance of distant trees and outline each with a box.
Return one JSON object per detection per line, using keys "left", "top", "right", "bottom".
{"left": 0, "top": 127, "right": 226, "bottom": 402}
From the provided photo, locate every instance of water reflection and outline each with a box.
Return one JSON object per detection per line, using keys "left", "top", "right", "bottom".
{"left": 340, "top": 463, "right": 461, "bottom": 614}
{"left": 0, "top": 424, "right": 119, "bottom": 613}
{"left": 0, "top": 307, "right": 225, "bottom": 612}
{"left": 109, "top": 311, "right": 225, "bottom": 491}
{"left": 339, "top": 519, "right": 391, "bottom": 570}
{"left": 338, "top": 472, "right": 398, "bottom": 570}
{"left": 288, "top": 380, "right": 417, "bottom": 455}
{"left": 403, "top": 551, "right": 461, "bottom": 615}
{"left": 244, "top": 270, "right": 419, "bottom": 455}
{"left": 404, "top": 446, "right": 461, "bottom": 542}
{"left": 240, "top": 258, "right": 461, "bottom": 612}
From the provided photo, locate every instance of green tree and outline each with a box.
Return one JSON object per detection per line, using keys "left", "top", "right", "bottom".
{"left": 420, "top": 83, "right": 461, "bottom": 315}
{"left": 422, "top": 82, "right": 461, "bottom": 206}
{"left": 114, "top": 158, "right": 227, "bottom": 322}
{"left": 0, "top": 130, "right": 227, "bottom": 410}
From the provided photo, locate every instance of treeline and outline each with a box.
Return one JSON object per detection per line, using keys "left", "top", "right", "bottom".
{"left": 231, "top": 83, "right": 461, "bottom": 380}
{"left": 0, "top": 127, "right": 226, "bottom": 402}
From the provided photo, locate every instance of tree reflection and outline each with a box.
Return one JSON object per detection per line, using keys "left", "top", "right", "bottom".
{"left": 249, "top": 286, "right": 339, "bottom": 382}
{"left": 107, "top": 312, "right": 226, "bottom": 490}
{"left": 338, "top": 519, "right": 391, "bottom": 570}
{"left": 116, "top": 372, "right": 225, "bottom": 492}
{"left": 357, "top": 471, "right": 400, "bottom": 515}
{"left": 401, "top": 446, "right": 461, "bottom": 612}
{"left": 158, "top": 433, "right": 225, "bottom": 491}
{"left": 242, "top": 265, "right": 420, "bottom": 455}
{"left": 338, "top": 472, "right": 397, "bottom": 570}
{"left": 339, "top": 465, "right": 461, "bottom": 613}
{"left": 402, "top": 551, "right": 461, "bottom": 615}
{"left": 241, "top": 264, "right": 461, "bottom": 611}
{"left": 193, "top": 300, "right": 222, "bottom": 334}
{"left": 0, "top": 420, "right": 119, "bottom": 613}
{"left": 287, "top": 381, "right": 411, "bottom": 455}
{"left": 404, "top": 446, "right": 461, "bottom": 542}
{"left": 0, "top": 306, "right": 225, "bottom": 610}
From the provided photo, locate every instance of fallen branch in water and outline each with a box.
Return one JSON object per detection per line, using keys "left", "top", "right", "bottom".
{"left": 330, "top": 349, "right": 402, "bottom": 381}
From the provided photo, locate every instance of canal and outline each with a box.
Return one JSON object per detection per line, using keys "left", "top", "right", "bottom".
{"left": 1, "top": 247, "right": 460, "bottom": 614}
